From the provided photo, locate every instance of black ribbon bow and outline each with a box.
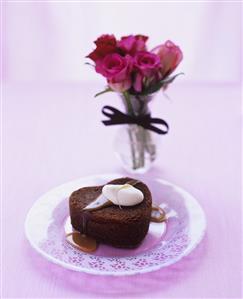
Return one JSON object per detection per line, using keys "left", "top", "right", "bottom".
{"left": 102, "top": 105, "right": 169, "bottom": 135}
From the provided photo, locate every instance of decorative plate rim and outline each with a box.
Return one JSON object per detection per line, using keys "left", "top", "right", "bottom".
{"left": 24, "top": 173, "right": 207, "bottom": 276}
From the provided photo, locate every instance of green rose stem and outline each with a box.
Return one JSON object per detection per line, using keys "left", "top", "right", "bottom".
{"left": 145, "top": 130, "right": 156, "bottom": 162}
{"left": 140, "top": 126, "right": 146, "bottom": 168}
{"left": 123, "top": 91, "right": 134, "bottom": 116}
{"left": 123, "top": 91, "right": 138, "bottom": 170}
{"left": 123, "top": 92, "right": 149, "bottom": 171}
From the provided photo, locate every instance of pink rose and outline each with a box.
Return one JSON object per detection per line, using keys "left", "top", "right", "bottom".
{"left": 134, "top": 51, "right": 161, "bottom": 76}
{"left": 152, "top": 40, "right": 183, "bottom": 77}
{"left": 95, "top": 53, "right": 132, "bottom": 92}
{"left": 87, "top": 34, "right": 117, "bottom": 62}
{"left": 133, "top": 51, "right": 161, "bottom": 92}
{"left": 108, "top": 80, "right": 132, "bottom": 93}
{"left": 118, "top": 35, "right": 148, "bottom": 56}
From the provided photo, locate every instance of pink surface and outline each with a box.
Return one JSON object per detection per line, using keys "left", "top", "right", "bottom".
{"left": 2, "top": 82, "right": 242, "bottom": 298}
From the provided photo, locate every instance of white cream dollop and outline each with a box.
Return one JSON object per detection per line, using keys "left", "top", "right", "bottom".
{"left": 102, "top": 184, "right": 144, "bottom": 206}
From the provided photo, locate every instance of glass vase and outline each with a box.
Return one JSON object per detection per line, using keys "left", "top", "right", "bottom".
{"left": 114, "top": 94, "right": 158, "bottom": 174}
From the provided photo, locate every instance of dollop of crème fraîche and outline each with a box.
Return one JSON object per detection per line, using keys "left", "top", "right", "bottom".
{"left": 102, "top": 184, "right": 144, "bottom": 206}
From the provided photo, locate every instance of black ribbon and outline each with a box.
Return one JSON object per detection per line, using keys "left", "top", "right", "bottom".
{"left": 102, "top": 105, "right": 169, "bottom": 135}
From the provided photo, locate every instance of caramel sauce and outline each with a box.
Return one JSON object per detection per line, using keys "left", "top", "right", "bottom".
{"left": 125, "top": 179, "right": 140, "bottom": 187}
{"left": 81, "top": 210, "right": 93, "bottom": 235}
{"left": 150, "top": 206, "right": 166, "bottom": 223}
{"left": 66, "top": 232, "right": 97, "bottom": 252}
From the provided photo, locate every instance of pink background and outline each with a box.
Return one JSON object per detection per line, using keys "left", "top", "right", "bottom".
{"left": 2, "top": 2, "right": 242, "bottom": 83}
{"left": 2, "top": 2, "right": 242, "bottom": 299}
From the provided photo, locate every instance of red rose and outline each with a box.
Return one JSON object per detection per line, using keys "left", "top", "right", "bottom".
{"left": 87, "top": 34, "right": 117, "bottom": 62}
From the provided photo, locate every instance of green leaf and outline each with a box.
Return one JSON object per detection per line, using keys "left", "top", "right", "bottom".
{"left": 94, "top": 87, "right": 113, "bottom": 98}
{"left": 84, "top": 62, "right": 93, "bottom": 66}
{"left": 141, "top": 72, "right": 184, "bottom": 95}
{"left": 85, "top": 62, "right": 95, "bottom": 67}
{"left": 123, "top": 91, "right": 135, "bottom": 116}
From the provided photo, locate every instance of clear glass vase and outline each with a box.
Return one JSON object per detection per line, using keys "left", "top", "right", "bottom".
{"left": 114, "top": 94, "right": 158, "bottom": 174}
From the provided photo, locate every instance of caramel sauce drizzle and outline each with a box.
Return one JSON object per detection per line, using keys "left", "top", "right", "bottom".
{"left": 150, "top": 205, "right": 166, "bottom": 223}
{"left": 66, "top": 232, "right": 97, "bottom": 253}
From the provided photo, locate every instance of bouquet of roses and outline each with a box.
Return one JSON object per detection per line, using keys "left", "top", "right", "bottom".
{"left": 87, "top": 34, "right": 183, "bottom": 172}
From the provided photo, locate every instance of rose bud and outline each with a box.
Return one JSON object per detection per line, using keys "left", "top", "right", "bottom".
{"left": 152, "top": 40, "right": 183, "bottom": 77}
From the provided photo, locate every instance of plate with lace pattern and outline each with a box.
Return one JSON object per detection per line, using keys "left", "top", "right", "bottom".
{"left": 25, "top": 174, "right": 206, "bottom": 276}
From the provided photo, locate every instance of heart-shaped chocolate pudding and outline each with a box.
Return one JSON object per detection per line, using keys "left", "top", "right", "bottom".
{"left": 69, "top": 177, "right": 152, "bottom": 248}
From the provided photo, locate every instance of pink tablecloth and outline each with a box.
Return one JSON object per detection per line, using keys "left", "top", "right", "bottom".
{"left": 2, "top": 82, "right": 242, "bottom": 298}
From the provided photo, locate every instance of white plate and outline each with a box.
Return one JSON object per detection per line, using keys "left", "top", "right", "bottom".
{"left": 25, "top": 174, "right": 206, "bottom": 276}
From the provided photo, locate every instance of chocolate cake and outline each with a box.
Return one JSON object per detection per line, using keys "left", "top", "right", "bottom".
{"left": 69, "top": 177, "right": 152, "bottom": 248}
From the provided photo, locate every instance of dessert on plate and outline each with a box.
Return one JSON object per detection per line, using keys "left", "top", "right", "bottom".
{"left": 68, "top": 177, "right": 165, "bottom": 252}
